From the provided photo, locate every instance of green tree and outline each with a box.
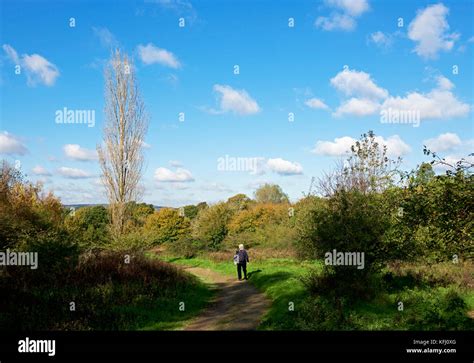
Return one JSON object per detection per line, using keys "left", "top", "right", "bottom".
{"left": 226, "top": 193, "right": 253, "bottom": 211}
{"left": 65, "top": 206, "right": 110, "bottom": 248}
{"left": 192, "top": 202, "right": 233, "bottom": 250}
{"left": 183, "top": 202, "right": 208, "bottom": 220}
{"left": 127, "top": 202, "right": 155, "bottom": 228}
{"left": 143, "top": 208, "right": 190, "bottom": 245}
{"left": 254, "top": 184, "right": 289, "bottom": 204}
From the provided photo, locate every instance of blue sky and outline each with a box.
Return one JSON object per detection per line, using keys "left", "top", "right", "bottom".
{"left": 1, "top": 0, "right": 473, "bottom": 206}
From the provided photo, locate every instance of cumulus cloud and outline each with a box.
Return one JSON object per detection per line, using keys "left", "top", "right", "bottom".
{"left": 330, "top": 68, "right": 388, "bottom": 99}
{"left": 154, "top": 167, "right": 194, "bottom": 182}
{"left": 333, "top": 98, "right": 380, "bottom": 117}
{"left": 266, "top": 158, "right": 303, "bottom": 175}
{"left": 326, "top": 0, "right": 370, "bottom": 16}
{"left": 315, "top": 0, "right": 369, "bottom": 31}
{"left": 329, "top": 68, "right": 469, "bottom": 121}
{"left": 57, "top": 167, "right": 93, "bottom": 179}
{"left": 3, "top": 44, "right": 60, "bottom": 86}
{"left": 313, "top": 135, "right": 410, "bottom": 158}
{"left": 137, "top": 43, "right": 181, "bottom": 68}
{"left": 211, "top": 84, "right": 260, "bottom": 115}
{"left": 32, "top": 165, "right": 52, "bottom": 176}
{"left": 380, "top": 76, "right": 470, "bottom": 120}
{"left": 423, "top": 133, "right": 462, "bottom": 152}
{"left": 63, "top": 144, "right": 98, "bottom": 161}
{"left": 379, "top": 135, "right": 412, "bottom": 157}
{"left": 305, "top": 98, "right": 329, "bottom": 110}
{"left": 312, "top": 136, "right": 356, "bottom": 156}
{"left": 0, "top": 131, "right": 28, "bottom": 155}
{"left": 408, "top": 3, "right": 459, "bottom": 59}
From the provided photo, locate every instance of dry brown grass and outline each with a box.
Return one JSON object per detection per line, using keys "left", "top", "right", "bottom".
{"left": 387, "top": 260, "right": 474, "bottom": 289}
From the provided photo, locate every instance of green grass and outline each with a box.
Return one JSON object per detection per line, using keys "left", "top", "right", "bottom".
{"left": 0, "top": 252, "right": 215, "bottom": 331}
{"left": 119, "top": 280, "right": 215, "bottom": 330}
{"left": 160, "top": 255, "right": 323, "bottom": 330}
{"left": 158, "top": 254, "right": 474, "bottom": 331}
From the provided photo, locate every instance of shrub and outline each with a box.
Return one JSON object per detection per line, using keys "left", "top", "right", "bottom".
{"left": 143, "top": 208, "right": 190, "bottom": 245}
{"left": 191, "top": 202, "right": 233, "bottom": 250}
{"left": 65, "top": 205, "right": 110, "bottom": 250}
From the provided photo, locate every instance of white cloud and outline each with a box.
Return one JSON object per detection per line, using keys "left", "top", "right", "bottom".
{"left": 434, "top": 154, "right": 474, "bottom": 172}
{"left": 326, "top": 0, "right": 370, "bottom": 16}
{"left": 376, "top": 135, "right": 411, "bottom": 157}
{"left": 0, "top": 131, "right": 28, "bottom": 155}
{"left": 22, "top": 54, "right": 59, "bottom": 86}
{"left": 2, "top": 44, "right": 59, "bottom": 86}
{"left": 333, "top": 97, "right": 380, "bottom": 117}
{"left": 32, "top": 165, "right": 52, "bottom": 176}
{"left": 436, "top": 75, "right": 454, "bottom": 91}
{"left": 315, "top": 14, "right": 356, "bottom": 31}
{"left": 92, "top": 27, "right": 118, "bottom": 47}
{"left": 154, "top": 167, "right": 194, "bottom": 182}
{"left": 57, "top": 167, "right": 93, "bottom": 179}
{"left": 2, "top": 44, "right": 19, "bottom": 64}
{"left": 266, "top": 158, "right": 303, "bottom": 175}
{"left": 305, "top": 98, "right": 329, "bottom": 110}
{"left": 313, "top": 135, "right": 410, "bottom": 158}
{"left": 329, "top": 68, "right": 469, "bottom": 120}
{"left": 63, "top": 144, "right": 98, "bottom": 161}
{"left": 137, "top": 43, "right": 181, "bottom": 68}
{"left": 381, "top": 77, "right": 470, "bottom": 120}
{"left": 212, "top": 84, "right": 260, "bottom": 115}
{"left": 424, "top": 133, "right": 462, "bottom": 152}
{"left": 368, "top": 31, "right": 392, "bottom": 48}
{"left": 408, "top": 3, "right": 458, "bottom": 59}
{"left": 312, "top": 136, "right": 356, "bottom": 156}
{"left": 315, "top": 0, "right": 369, "bottom": 31}
{"left": 330, "top": 68, "right": 388, "bottom": 99}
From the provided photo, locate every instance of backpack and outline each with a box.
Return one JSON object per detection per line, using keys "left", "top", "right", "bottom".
{"left": 233, "top": 253, "right": 239, "bottom": 265}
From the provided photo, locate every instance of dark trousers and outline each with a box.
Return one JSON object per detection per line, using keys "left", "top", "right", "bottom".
{"left": 237, "top": 263, "right": 247, "bottom": 280}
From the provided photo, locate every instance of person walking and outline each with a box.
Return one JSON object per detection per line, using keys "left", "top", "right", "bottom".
{"left": 235, "top": 244, "right": 249, "bottom": 280}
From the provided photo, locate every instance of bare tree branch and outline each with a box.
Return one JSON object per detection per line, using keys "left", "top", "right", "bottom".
{"left": 97, "top": 50, "right": 149, "bottom": 237}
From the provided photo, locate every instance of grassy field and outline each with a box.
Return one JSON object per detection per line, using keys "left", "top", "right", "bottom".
{"left": 161, "top": 256, "right": 322, "bottom": 329}
{"left": 0, "top": 252, "right": 214, "bottom": 331}
{"left": 159, "top": 254, "right": 474, "bottom": 331}
{"left": 120, "top": 280, "right": 214, "bottom": 330}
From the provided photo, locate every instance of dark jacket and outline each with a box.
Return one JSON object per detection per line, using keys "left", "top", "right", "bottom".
{"left": 237, "top": 249, "right": 249, "bottom": 264}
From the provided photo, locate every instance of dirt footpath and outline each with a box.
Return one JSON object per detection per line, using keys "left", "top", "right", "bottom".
{"left": 181, "top": 266, "right": 271, "bottom": 330}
